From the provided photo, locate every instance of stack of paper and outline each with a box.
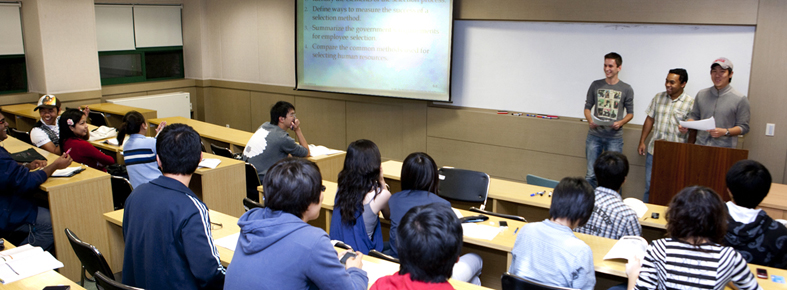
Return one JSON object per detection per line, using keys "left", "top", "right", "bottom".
{"left": 51, "top": 166, "right": 85, "bottom": 177}
{"left": 215, "top": 233, "right": 240, "bottom": 251}
{"left": 308, "top": 145, "right": 343, "bottom": 157}
{"left": 198, "top": 158, "right": 222, "bottom": 169}
{"left": 0, "top": 245, "right": 64, "bottom": 284}
{"left": 603, "top": 236, "right": 648, "bottom": 261}
{"left": 679, "top": 117, "right": 716, "bottom": 131}
{"left": 461, "top": 223, "right": 501, "bottom": 240}
{"left": 623, "top": 198, "right": 649, "bottom": 219}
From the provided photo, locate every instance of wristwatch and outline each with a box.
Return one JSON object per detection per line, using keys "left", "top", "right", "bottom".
{"left": 725, "top": 129, "right": 731, "bottom": 136}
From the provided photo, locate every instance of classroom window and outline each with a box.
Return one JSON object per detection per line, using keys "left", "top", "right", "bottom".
{"left": 0, "top": 55, "right": 27, "bottom": 95}
{"left": 98, "top": 47, "right": 184, "bottom": 86}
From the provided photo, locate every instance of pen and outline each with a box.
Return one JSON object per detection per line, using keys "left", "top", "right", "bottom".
{"left": 6, "top": 263, "right": 19, "bottom": 275}
{"left": 548, "top": 191, "right": 552, "bottom": 197}
{"left": 65, "top": 148, "right": 72, "bottom": 155}
{"left": 513, "top": 227, "right": 519, "bottom": 234}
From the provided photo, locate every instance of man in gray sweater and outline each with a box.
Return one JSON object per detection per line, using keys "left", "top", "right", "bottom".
{"left": 243, "top": 101, "right": 310, "bottom": 183}
{"left": 683, "top": 57, "right": 750, "bottom": 148}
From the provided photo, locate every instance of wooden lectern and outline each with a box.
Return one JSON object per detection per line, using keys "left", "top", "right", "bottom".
{"left": 649, "top": 140, "right": 748, "bottom": 206}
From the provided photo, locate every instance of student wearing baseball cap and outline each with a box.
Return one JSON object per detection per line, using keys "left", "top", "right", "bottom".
{"left": 30, "top": 95, "right": 63, "bottom": 154}
{"left": 682, "top": 57, "right": 750, "bottom": 148}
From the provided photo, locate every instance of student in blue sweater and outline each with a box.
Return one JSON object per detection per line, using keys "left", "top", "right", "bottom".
{"left": 224, "top": 157, "right": 368, "bottom": 290}
{"left": 330, "top": 139, "right": 391, "bottom": 254}
{"left": 387, "top": 152, "right": 483, "bottom": 285}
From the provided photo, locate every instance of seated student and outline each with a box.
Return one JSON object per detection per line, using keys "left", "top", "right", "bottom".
{"left": 224, "top": 157, "right": 368, "bottom": 290}
{"left": 242, "top": 101, "right": 309, "bottom": 183}
{"left": 371, "top": 204, "right": 462, "bottom": 290}
{"left": 723, "top": 160, "right": 787, "bottom": 269}
{"left": 30, "top": 95, "right": 62, "bottom": 155}
{"left": 626, "top": 186, "right": 761, "bottom": 290}
{"left": 388, "top": 152, "right": 483, "bottom": 285}
{"left": 330, "top": 139, "right": 391, "bottom": 254}
{"left": 58, "top": 109, "right": 115, "bottom": 171}
{"left": 574, "top": 151, "right": 641, "bottom": 239}
{"left": 0, "top": 112, "right": 72, "bottom": 251}
{"left": 117, "top": 111, "right": 167, "bottom": 188}
{"left": 122, "top": 124, "right": 225, "bottom": 290}
{"left": 510, "top": 177, "right": 596, "bottom": 290}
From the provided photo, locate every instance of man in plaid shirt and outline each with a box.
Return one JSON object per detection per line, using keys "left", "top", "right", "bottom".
{"left": 574, "top": 151, "right": 642, "bottom": 240}
{"left": 637, "top": 69, "right": 695, "bottom": 202}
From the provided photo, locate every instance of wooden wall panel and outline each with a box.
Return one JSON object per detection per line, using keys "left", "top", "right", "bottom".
{"left": 401, "top": 102, "right": 428, "bottom": 156}
{"left": 294, "top": 96, "right": 347, "bottom": 150}
{"left": 204, "top": 87, "right": 252, "bottom": 131}
{"left": 454, "top": 0, "right": 758, "bottom": 25}
{"left": 745, "top": 0, "right": 787, "bottom": 183}
{"left": 249, "top": 92, "right": 295, "bottom": 130}
{"left": 346, "top": 102, "right": 406, "bottom": 160}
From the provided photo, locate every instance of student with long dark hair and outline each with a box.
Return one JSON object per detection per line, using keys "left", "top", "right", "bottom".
{"left": 330, "top": 139, "right": 391, "bottom": 254}
{"left": 59, "top": 108, "right": 114, "bottom": 171}
{"left": 626, "top": 186, "right": 761, "bottom": 290}
{"left": 117, "top": 111, "right": 166, "bottom": 188}
{"left": 387, "top": 152, "right": 483, "bottom": 285}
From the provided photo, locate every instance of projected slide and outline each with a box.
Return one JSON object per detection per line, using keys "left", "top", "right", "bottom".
{"left": 296, "top": 0, "right": 453, "bottom": 102}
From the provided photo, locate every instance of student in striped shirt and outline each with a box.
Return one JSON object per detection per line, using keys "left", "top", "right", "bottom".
{"left": 117, "top": 111, "right": 167, "bottom": 188}
{"left": 625, "top": 186, "right": 761, "bottom": 290}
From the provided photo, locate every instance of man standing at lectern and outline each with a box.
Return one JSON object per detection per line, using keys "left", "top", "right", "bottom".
{"left": 637, "top": 69, "right": 694, "bottom": 202}
{"left": 682, "top": 57, "right": 750, "bottom": 148}
{"left": 583, "top": 52, "right": 634, "bottom": 188}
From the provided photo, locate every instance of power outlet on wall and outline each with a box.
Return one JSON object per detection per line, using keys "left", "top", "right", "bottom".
{"left": 766, "top": 123, "right": 775, "bottom": 136}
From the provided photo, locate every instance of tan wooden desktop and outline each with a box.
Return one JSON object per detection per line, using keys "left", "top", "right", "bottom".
{"left": 0, "top": 239, "right": 86, "bottom": 290}
{"left": 761, "top": 183, "right": 787, "bottom": 219}
{"left": 102, "top": 210, "right": 491, "bottom": 290}
{"left": 2, "top": 137, "right": 113, "bottom": 282}
{"left": 148, "top": 116, "right": 346, "bottom": 182}
{"left": 0, "top": 103, "right": 39, "bottom": 132}
{"left": 84, "top": 103, "right": 157, "bottom": 128}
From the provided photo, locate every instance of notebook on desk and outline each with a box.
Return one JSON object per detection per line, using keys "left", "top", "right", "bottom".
{"left": 10, "top": 148, "right": 47, "bottom": 163}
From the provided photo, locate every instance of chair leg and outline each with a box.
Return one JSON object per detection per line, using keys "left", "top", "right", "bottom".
{"left": 80, "top": 266, "right": 86, "bottom": 286}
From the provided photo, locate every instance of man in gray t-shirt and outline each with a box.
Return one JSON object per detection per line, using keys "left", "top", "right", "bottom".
{"left": 583, "top": 52, "right": 634, "bottom": 188}
{"left": 682, "top": 57, "right": 750, "bottom": 148}
{"left": 243, "top": 101, "right": 310, "bottom": 183}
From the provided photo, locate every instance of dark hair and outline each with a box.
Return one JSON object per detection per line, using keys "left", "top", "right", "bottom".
{"left": 666, "top": 186, "right": 728, "bottom": 245}
{"left": 155, "top": 124, "right": 202, "bottom": 175}
{"left": 605, "top": 52, "right": 622, "bottom": 67}
{"left": 58, "top": 109, "right": 87, "bottom": 141}
{"left": 549, "top": 177, "right": 595, "bottom": 227}
{"left": 117, "top": 111, "right": 145, "bottom": 146}
{"left": 726, "top": 160, "right": 772, "bottom": 209}
{"left": 401, "top": 152, "right": 439, "bottom": 193}
{"left": 710, "top": 63, "right": 733, "bottom": 82}
{"left": 397, "top": 204, "right": 462, "bottom": 283}
{"left": 336, "top": 140, "right": 383, "bottom": 223}
{"left": 270, "top": 101, "right": 295, "bottom": 125}
{"left": 594, "top": 151, "right": 629, "bottom": 191}
{"left": 668, "top": 68, "right": 689, "bottom": 84}
{"left": 263, "top": 157, "right": 322, "bottom": 219}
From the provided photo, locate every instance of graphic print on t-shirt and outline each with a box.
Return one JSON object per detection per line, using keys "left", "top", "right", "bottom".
{"left": 596, "top": 89, "right": 622, "bottom": 120}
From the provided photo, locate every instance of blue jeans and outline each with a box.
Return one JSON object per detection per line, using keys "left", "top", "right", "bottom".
{"left": 585, "top": 134, "right": 624, "bottom": 188}
{"left": 644, "top": 153, "right": 653, "bottom": 202}
{"left": 14, "top": 207, "right": 54, "bottom": 251}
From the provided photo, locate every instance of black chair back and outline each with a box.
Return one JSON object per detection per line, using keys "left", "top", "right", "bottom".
{"left": 369, "top": 250, "right": 400, "bottom": 263}
{"left": 88, "top": 111, "right": 108, "bottom": 127}
{"left": 210, "top": 144, "right": 234, "bottom": 159}
{"left": 65, "top": 228, "right": 114, "bottom": 286}
{"left": 243, "top": 197, "right": 264, "bottom": 211}
{"left": 245, "top": 162, "right": 262, "bottom": 202}
{"left": 437, "top": 168, "right": 490, "bottom": 210}
{"left": 110, "top": 176, "right": 133, "bottom": 210}
{"left": 95, "top": 271, "right": 144, "bottom": 290}
{"left": 9, "top": 128, "right": 32, "bottom": 145}
{"left": 501, "top": 272, "right": 579, "bottom": 290}
{"left": 469, "top": 207, "right": 526, "bottom": 222}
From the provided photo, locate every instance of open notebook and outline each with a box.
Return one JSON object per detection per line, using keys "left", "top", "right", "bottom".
{"left": 0, "top": 245, "right": 64, "bottom": 284}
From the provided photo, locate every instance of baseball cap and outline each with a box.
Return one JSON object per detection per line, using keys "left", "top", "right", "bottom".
{"left": 712, "top": 57, "right": 733, "bottom": 70}
{"left": 34, "top": 95, "right": 61, "bottom": 111}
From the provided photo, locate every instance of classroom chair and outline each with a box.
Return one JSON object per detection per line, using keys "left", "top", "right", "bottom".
{"left": 210, "top": 143, "right": 239, "bottom": 159}
{"left": 243, "top": 197, "right": 264, "bottom": 212}
{"left": 87, "top": 111, "right": 109, "bottom": 127}
{"left": 501, "top": 272, "right": 579, "bottom": 290}
{"left": 110, "top": 176, "right": 133, "bottom": 210}
{"left": 95, "top": 271, "right": 143, "bottom": 290}
{"left": 526, "top": 174, "right": 559, "bottom": 189}
{"left": 8, "top": 128, "right": 32, "bottom": 145}
{"left": 245, "top": 162, "right": 262, "bottom": 202}
{"left": 65, "top": 228, "right": 117, "bottom": 286}
{"left": 369, "top": 249, "right": 400, "bottom": 264}
{"left": 438, "top": 168, "right": 527, "bottom": 221}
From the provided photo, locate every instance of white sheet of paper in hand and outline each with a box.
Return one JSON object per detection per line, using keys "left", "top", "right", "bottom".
{"left": 603, "top": 236, "right": 647, "bottom": 261}
{"left": 215, "top": 232, "right": 240, "bottom": 251}
{"left": 592, "top": 115, "right": 615, "bottom": 126}
{"left": 679, "top": 117, "right": 716, "bottom": 131}
{"left": 462, "top": 223, "right": 500, "bottom": 240}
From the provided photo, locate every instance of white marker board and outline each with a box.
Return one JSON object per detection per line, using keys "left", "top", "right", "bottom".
{"left": 107, "top": 92, "right": 191, "bottom": 119}
{"left": 449, "top": 21, "right": 755, "bottom": 125}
